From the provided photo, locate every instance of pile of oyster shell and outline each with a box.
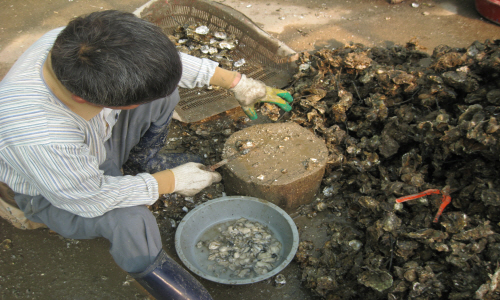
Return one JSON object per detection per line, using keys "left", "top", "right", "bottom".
{"left": 286, "top": 39, "right": 500, "bottom": 299}
{"left": 152, "top": 25, "right": 500, "bottom": 299}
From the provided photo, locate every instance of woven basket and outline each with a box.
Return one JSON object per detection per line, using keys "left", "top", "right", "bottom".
{"left": 135, "top": 0, "right": 297, "bottom": 123}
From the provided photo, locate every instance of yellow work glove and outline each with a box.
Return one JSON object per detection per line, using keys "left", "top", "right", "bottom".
{"left": 229, "top": 74, "right": 293, "bottom": 120}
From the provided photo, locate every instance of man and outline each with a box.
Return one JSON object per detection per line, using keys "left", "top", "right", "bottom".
{"left": 0, "top": 10, "right": 292, "bottom": 300}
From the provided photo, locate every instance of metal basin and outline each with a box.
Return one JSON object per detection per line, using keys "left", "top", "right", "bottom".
{"left": 175, "top": 196, "right": 299, "bottom": 285}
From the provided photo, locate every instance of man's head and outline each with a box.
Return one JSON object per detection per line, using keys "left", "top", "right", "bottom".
{"left": 51, "top": 10, "right": 182, "bottom": 107}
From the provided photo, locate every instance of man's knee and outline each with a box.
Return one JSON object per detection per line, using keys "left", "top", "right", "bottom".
{"left": 106, "top": 205, "right": 157, "bottom": 234}
{"left": 103, "top": 205, "right": 162, "bottom": 272}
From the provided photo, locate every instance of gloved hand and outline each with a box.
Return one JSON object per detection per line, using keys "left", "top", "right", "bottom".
{"left": 170, "top": 162, "right": 222, "bottom": 196}
{"left": 230, "top": 74, "right": 293, "bottom": 120}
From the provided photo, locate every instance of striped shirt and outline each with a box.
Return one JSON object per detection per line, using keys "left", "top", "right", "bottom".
{"left": 0, "top": 28, "right": 218, "bottom": 218}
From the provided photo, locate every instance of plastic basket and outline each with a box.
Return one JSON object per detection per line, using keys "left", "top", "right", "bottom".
{"left": 135, "top": 0, "right": 297, "bottom": 123}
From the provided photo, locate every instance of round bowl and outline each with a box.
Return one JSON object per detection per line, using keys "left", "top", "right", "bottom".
{"left": 175, "top": 196, "right": 299, "bottom": 285}
{"left": 476, "top": 0, "right": 500, "bottom": 25}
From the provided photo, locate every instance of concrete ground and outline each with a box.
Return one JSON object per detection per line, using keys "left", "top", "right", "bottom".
{"left": 0, "top": 0, "right": 499, "bottom": 299}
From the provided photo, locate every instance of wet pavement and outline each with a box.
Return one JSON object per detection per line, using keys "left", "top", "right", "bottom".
{"left": 0, "top": 0, "right": 499, "bottom": 299}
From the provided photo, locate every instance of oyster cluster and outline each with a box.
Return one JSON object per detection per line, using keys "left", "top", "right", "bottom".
{"left": 288, "top": 40, "right": 500, "bottom": 299}
{"left": 197, "top": 218, "right": 282, "bottom": 279}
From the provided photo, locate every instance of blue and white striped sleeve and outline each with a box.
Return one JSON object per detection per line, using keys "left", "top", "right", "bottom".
{"left": 1, "top": 143, "right": 159, "bottom": 218}
{"left": 178, "top": 52, "right": 219, "bottom": 88}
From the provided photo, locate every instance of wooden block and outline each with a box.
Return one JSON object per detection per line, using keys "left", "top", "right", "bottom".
{"left": 222, "top": 123, "right": 328, "bottom": 213}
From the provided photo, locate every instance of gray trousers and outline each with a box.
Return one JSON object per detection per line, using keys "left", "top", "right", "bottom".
{"left": 14, "top": 90, "right": 180, "bottom": 273}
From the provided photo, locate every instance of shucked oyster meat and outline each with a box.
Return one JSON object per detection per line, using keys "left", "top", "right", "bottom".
{"left": 197, "top": 218, "right": 282, "bottom": 278}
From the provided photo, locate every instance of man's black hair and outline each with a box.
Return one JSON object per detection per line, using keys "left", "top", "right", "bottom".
{"left": 51, "top": 10, "right": 182, "bottom": 107}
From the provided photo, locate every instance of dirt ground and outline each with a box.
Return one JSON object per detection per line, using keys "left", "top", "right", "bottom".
{"left": 1, "top": 0, "right": 499, "bottom": 299}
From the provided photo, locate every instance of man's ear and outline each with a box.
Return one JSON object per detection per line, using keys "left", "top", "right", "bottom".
{"left": 71, "top": 95, "right": 88, "bottom": 104}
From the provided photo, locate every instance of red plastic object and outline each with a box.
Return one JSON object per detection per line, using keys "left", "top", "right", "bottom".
{"left": 476, "top": 0, "right": 500, "bottom": 25}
